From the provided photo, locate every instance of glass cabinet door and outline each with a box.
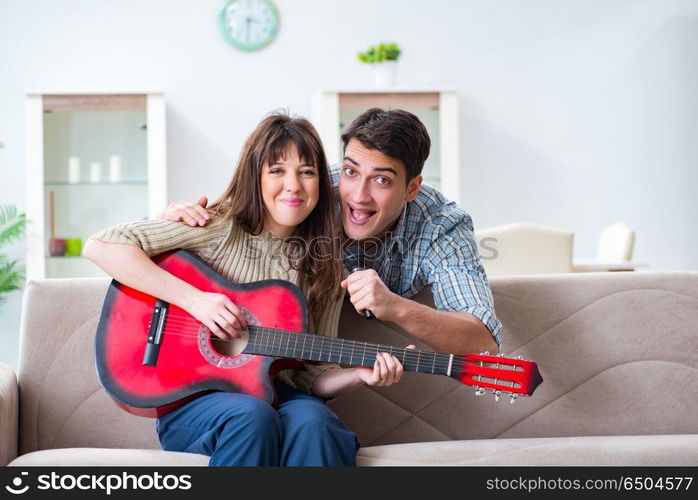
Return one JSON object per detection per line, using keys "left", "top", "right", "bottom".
{"left": 26, "top": 93, "right": 167, "bottom": 279}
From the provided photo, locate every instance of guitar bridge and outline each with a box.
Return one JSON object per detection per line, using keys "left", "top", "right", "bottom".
{"left": 142, "top": 299, "right": 169, "bottom": 367}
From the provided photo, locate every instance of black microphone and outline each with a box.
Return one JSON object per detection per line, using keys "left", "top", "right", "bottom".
{"left": 343, "top": 246, "right": 375, "bottom": 320}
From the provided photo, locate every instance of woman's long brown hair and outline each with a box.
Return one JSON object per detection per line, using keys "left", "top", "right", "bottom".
{"left": 209, "top": 111, "right": 343, "bottom": 331}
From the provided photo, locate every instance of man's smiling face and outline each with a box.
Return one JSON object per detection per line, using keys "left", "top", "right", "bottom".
{"left": 339, "top": 138, "right": 422, "bottom": 241}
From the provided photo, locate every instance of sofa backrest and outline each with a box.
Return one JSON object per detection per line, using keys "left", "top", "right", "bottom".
{"left": 16, "top": 272, "right": 698, "bottom": 454}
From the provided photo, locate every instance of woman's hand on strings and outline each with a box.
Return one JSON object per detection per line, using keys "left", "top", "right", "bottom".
{"left": 186, "top": 291, "right": 248, "bottom": 341}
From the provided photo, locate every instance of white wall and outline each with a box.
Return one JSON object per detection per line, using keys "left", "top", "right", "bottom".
{"left": 1, "top": 0, "right": 697, "bottom": 369}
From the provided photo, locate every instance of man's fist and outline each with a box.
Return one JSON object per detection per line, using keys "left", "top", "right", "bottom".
{"left": 341, "top": 269, "right": 404, "bottom": 322}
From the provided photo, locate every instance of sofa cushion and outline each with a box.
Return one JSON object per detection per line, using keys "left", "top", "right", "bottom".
{"left": 8, "top": 448, "right": 209, "bottom": 466}
{"left": 356, "top": 434, "right": 698, "bottom": 466}
{"left": 10, "top": 434, "right": 698, "bottom": 467}
{"left": 17, "top": 279, "right": 161, "bottom": 456}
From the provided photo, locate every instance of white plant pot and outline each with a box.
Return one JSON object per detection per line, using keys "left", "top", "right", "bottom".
{"left": 371, "top": 61, "right": 398, "bottom": 88}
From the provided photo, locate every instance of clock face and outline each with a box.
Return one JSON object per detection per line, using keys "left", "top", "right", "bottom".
{"left": 220, "top": 0, "right": 279, "bottom": 51}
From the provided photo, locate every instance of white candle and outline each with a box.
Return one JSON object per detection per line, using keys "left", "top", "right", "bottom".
{"left": 68, "top": 157, "right": 80, "bottom": 183}
{"left": 109, "top": 155, "right": 122, "bottom": 183}
{"left": 90, "top": 162, "right": 101, "bottom": 183}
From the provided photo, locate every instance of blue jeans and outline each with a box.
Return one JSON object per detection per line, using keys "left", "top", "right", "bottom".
{"left": 156, "top": 381, "right": 359, "bottom": 466}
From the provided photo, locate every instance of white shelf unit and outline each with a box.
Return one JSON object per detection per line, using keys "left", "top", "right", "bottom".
{"left": 311, "top": 88, "right": 460, "bottom": 203}
{"left": 25, "top": 92, "right": 167, "bottom": 280}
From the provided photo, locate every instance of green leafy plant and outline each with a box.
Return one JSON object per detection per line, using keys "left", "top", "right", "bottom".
{"left": 358, "top": 42, "right": 401, "bottom": 64}
{"left": 0, "top": 205, "right": 26, "bottom": 307}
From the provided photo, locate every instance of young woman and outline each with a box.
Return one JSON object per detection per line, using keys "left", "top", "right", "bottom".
{"left": 83, "top": 111, "right": 408, "bottom": 466}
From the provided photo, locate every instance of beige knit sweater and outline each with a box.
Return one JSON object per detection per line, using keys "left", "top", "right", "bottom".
{"left": 88, "top": 216, "right": 345, "bottom": 394}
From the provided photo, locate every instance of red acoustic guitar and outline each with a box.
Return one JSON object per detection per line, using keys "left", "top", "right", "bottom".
{"left": 95, "top": 250, "right": 543, "bottom": 418}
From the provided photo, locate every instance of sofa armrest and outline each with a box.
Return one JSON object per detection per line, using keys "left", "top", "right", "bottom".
{"left": 0, "top": 362, "right": 18, "bottom": 465}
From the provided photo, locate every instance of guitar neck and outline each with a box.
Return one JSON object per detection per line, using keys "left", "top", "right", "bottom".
{"left": 242, "top": 326, "right": 455, "bottom": 376}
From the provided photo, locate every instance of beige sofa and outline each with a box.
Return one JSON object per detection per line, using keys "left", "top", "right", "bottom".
{"left": 2, "top": 271, "right": 698, "bottom": 466}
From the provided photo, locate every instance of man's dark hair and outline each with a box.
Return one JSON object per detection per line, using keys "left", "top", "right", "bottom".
{"left": 341, "top": 108, "right": 431, "bottom": 183}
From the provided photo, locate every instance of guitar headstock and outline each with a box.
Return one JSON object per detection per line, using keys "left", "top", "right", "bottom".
{"left": 454, "top": 352, "right": 543, "bottom": 403}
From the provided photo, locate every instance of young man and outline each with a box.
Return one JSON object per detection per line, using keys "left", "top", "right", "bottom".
{"left": 162, "top": 108, "right": 501, "bottom": 357}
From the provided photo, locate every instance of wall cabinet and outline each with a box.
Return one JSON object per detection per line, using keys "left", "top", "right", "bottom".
{"left": 25, "top": 93, "right": 167, "bottom": 279}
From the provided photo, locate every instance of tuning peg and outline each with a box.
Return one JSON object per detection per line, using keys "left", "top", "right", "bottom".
{"left": 479, "top": 351, "right": 490, "bottom": 356}
{"left": 493, "top": 390, "right": 501, "bottom": 402}
{"left": 515, "top": 355, "right": 523, "bottom": 360}
{"left": 475, "top": 387, "right": 486, "bottom": 396}
{"left": 510, "top": 394, "right": 518, "bottom": 404}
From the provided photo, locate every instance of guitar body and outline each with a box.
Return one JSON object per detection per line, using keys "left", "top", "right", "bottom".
{"left": 95, "top": 250, "right": 307, "bottom": 418}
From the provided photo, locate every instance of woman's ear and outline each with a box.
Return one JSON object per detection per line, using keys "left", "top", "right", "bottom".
{"left": 405, "top": 175, "right": 423, "bottom": 202}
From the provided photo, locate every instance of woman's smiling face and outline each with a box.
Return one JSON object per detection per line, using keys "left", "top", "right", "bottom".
{"left": 261, "top": 144, "right": 320, "bottom": 239}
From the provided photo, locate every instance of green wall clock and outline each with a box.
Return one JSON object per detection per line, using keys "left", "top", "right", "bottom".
{"left": 220, "top": 0, "right": 279, "bottom": 51}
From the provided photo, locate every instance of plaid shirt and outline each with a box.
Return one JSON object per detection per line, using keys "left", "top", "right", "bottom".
{"left": 332, "top": 164, "right": 502, "bottom": 347}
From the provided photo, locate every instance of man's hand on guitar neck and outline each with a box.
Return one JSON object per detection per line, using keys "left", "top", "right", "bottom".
{"left": 355, "top": 347, "right": 415, "bottom": 387}
{"left": 310, "top": 346, "right": 415, "bottom": 399}
{"left": 160, "top": 196, "right": 211, "bottom": 226}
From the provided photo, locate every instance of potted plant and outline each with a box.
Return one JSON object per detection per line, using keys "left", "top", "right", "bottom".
{"left": 358, "top": 42, "right": 401, "bottom": 88}
{"left": 0, "top": 205, "right": 26, "bottom": 309}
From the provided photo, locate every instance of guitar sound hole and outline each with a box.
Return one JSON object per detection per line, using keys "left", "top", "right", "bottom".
{"left": 197, "top": 306, "right": 257, "bottom": 368}
{"left": 210, "top": 330, "right": 250, "bottom": 357}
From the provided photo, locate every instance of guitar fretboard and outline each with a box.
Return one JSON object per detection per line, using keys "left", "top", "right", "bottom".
{"left": 242, "top": 326, "right": 454, "bottom": 375}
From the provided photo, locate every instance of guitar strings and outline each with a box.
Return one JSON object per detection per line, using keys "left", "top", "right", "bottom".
{"left": 157, "top": 327, "right": 454, "bottom": 367}
{"left": 157, "top": 314, "right": 513, "bottom": 367}
{"left": 146, "top": 331, "right": 522, "bottom": 393}
{"left": 150, "top": 332, "right": 524, "bottom": 393}
{"left": 155, "top": 319, "right": 452, "bottom": 362}
{"left": 150, "top": 326, "right": 520, "bottom": 376}
{"left": 159, "top": 311, "right": 514, "bottom": 373}
{"left": 154, "top": 315, "right": 516, "bottom": 372}
{"left": 144, "top": 328, "right": 523, "bottom": 391}
{"left": 154, "top": 328, "right": 464, "bottom": 373}
{"left": 146, "top": 313, "right": 522, "bottom": 373}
